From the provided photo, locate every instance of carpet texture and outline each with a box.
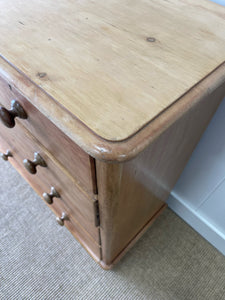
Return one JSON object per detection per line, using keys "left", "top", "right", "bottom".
{"left": 0, "top": 161, "right": 225, "bottom": 300}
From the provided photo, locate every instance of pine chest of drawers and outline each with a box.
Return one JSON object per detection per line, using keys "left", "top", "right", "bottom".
{"left": 0, "top": 0, "right": 225, "bottom": 268}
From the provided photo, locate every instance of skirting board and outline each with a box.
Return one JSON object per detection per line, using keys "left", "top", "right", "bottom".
{"left": 167, "top": 195, "right": 225, "bottom": 256}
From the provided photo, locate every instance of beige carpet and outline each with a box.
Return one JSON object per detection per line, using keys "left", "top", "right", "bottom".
{"left": 1, "top": 161, "right": 225, "bottom": 300}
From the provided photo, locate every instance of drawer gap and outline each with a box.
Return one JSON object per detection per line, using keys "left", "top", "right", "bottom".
{"left": 90, "top": 156, "right": 98, "bottom": 195}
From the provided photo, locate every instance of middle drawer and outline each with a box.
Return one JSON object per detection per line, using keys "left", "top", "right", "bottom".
{"left": 0, "top": 119, "right": 99, "bottom": 242}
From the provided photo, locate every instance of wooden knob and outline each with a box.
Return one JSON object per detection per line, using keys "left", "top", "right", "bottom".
{"left": 56, "top": 212, "right": 68, "bottom": 226}
{"left": 43, "top": 187, "right": 60, "bottom": 204}
{"left": 0, "top": 150, "right": 13, "bottom": 161}
{"left": 0, "top": 100, "right": 27, "bottom": 128}
{"left": 23, "top": 152, "right": 47, "bottom": 174}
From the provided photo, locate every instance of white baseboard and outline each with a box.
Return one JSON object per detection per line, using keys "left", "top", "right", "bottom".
{"left": 167, "top": 194, "right": 225, "bottom": 255}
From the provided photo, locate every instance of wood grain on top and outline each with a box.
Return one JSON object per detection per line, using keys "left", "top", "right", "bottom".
{"left": 0, "top": 0, "right": 225, "bottom": 141}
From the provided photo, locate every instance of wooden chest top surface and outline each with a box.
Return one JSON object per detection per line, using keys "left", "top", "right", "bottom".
{"left": 0, "top": 0, "right": 225, "bottom": 142}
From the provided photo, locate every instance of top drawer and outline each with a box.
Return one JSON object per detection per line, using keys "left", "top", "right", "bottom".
{"left": 0, "top": 76, "right": 94, "bottom": 195}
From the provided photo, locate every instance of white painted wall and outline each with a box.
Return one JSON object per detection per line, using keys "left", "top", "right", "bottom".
{"left": 211, "top": 0, "right": 225, "bottom": 4}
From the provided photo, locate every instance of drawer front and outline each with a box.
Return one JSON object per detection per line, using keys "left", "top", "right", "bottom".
{"left": 0, "top": 76, "right": 94, "bottom": 195}
{"left": 0, "top": 119, "right": 99, "bottom": 243}
{"left": 0, "top": 139, "right": 101, "bottom": 261}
